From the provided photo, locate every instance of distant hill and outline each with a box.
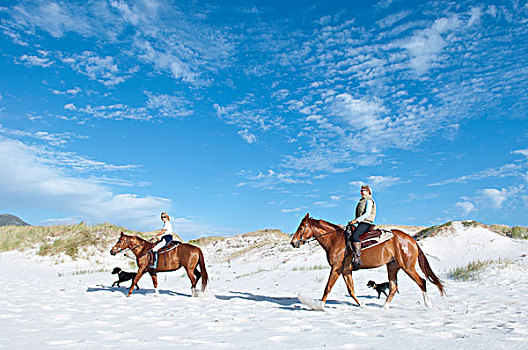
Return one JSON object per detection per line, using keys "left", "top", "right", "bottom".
{"left": 0, "top": 214, "right": 30, "bottom": 227}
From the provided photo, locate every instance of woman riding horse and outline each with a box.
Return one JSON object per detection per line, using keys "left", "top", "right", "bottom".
{"left": 291, "top": 213, "right": 445, "bottom": 310}
{"left": 345, "top": 185, "right": 376, "bottom": 269}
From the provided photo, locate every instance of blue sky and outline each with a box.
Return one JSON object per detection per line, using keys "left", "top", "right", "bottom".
{"left": 1, "top": 0, "right": 527, "bottom": 239}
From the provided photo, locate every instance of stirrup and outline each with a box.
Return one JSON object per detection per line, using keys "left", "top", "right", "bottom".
{"left": 351, "top": 255, "right": 362, "bottom": 271}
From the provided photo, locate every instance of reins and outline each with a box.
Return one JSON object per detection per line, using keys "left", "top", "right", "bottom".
{"left": 114, "top": 236, "right": 154, "bottom": 256}
{"left": 299, "top": 221, "right": 342, "bottom": 244}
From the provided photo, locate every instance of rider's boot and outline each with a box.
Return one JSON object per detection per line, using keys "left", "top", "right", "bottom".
{"left": 352, "top": 242, "right": 362, "bottom": 271}
{"left": 344, "top": 224, "right": 354, "bottom": 254}
{"left": 150, "top": 252, "right": 158, "bottom": 270}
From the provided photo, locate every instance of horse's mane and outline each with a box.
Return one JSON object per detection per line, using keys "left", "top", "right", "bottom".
{"left": 123, "top": 233, "right": 149, "bottom": 243}
{"left": 307, "top": 217, "right": 344, "bottom": 233}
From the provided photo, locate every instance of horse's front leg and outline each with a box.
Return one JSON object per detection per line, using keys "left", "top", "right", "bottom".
{"left": 321, "top": 267, "right": 340, "bottom": 305}
{"left": 127, "top": 264, "right": 148, "bottom": 297}
{"left": 342, "top": 273, "right": 363, "bottom": 307}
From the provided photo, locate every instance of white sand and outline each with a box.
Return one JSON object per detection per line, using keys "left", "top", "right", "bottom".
{"left": 1, "top": 222, "right": 527, "bottom": 349}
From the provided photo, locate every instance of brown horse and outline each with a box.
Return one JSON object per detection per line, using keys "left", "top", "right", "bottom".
{"left": 290, "top": 214, "right": 445, "bottom": 310}
{"left": 110, "top": 232, "right": 208, "bottom": 297}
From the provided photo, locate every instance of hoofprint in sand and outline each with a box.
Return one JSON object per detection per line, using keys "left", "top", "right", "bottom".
{"left": 1, "top": 222, "right": 527, "bottom": 349}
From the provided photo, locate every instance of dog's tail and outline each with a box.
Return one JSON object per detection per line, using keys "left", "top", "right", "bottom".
{"left": 417, "top": 244, "right": 446, "bottom": 296}
{"left": 198, "top": 248, "right": 209, "bottom": 292}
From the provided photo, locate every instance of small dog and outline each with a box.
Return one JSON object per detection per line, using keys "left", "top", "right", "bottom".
{"left": 367, "top": 280, "right": 398, "bottom": 299}
{"left": 111, "top": 267, "right": 139, "bottom": 289}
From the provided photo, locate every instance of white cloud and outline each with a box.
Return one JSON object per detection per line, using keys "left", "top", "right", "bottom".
{"left": 78, "top": 92, "right": 193, "bottom": 121}
{"left": 367, "top": 175, "right": 403, "bottom": 190}
{"left": 238, "top": 129, "right": 257, "bottom": 144}
{"left": 402, "top": 15, "right": 462, "bottom": 75}
{"left": 512, "top": 148, "right": 528, "bottom": 158}
{"left": 350, "top": 176, "right": 402, "bottom": 191}
{"left": 479, "top": 188, "right": 509, "bottom": 209}
{"left": 238, "top": 169, "right": 311, "bottom": 190}
{"left": 64, "top": 103, "right": 76, "bottom": 111}
{"left": 51, "top": 87, "right": 81, "bottom": 95}
{"left": 281, "top": 208, "right": 300, "bottom": 213}
{"left": 428, "top": 163, "right": 524, "bottom": 186}
{"left": 456, "top": 201, "right": 476, "bottom": 216}
{"left": 332, "top": 93, "right": 388, "bottom": 130}
{"left": 17, "top": 54, "right": 53, "bottom": 67}
{"left": 0, "top": 137, "right": 168, "bottom": 231}
{"left": 60, "top": 51, "right": 134, "bottom": 86}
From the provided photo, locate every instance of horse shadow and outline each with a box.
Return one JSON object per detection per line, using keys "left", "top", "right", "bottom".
{"left": 215, "top": 291, "right": 300, "bottom": 310}
{"left": 215, "top": 291, "right": 356, "bottom": 311}
{"left": 86, "top": 285, "right": 190, "bottom": 297}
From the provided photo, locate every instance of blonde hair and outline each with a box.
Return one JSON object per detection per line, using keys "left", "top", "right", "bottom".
{"left": 361, "top": 185, "right": 372, "bottom": 195}
{"left": 161, "top": 212, "right": 170, "bottom": 221}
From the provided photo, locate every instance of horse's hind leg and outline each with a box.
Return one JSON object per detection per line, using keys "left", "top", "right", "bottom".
{"left": 184, "top": 266, "right": 198, "bottom": 296}
{"left": 402, "top": 265, "right": 431, "bottom": 308}
{"left": 194, "top": 267, "right": 201, "bottom": 285}
{"left": 150, "top": 273, "right": 159, "bottom": 296}
{"left": 342, "top": 273, "right": 363, "bottom": 307}
{"left": 383, "top": 261, "right": 400, "bottom": 309}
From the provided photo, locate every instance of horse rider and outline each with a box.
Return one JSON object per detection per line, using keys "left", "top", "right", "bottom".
{"left": 150, "top": 212, "right": 174, "bottom": 270}
{"left": 345, "top": 185, "right": 376, "bottom": 270}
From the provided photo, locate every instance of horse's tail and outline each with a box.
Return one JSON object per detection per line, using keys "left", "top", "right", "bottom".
{"left": 417, "top": 244, "right": 446, "bottom": 296}
{"left": 198, "top": 248, "right": 209, "bottom": 292}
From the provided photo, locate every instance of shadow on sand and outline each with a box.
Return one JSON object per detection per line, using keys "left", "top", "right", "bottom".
{"left": 86, "top": 285, "right": 190, "bottom": 297}
{"left": 214, "top": 291, "right": 359, "bottom": 311}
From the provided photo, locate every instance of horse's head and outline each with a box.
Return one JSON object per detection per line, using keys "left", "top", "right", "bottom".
{"left": 110, "top": 232, "right": 129, "bottom": 256}
{"left": 290, "top": 213, "right": 314, "bottom": 248}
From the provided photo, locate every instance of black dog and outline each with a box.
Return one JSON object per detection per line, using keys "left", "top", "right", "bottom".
{"left": 111, "top": 267, "right": 139, "bottom": 289}
{"left": 367, "top": 280, "right": 398, "bottom": 299}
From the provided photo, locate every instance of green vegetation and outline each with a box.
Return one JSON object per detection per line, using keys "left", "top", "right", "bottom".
{"left": 414, "top": 221, "right": 453, "bottom": 240}
{"left": 448, "top": 259, "right": 513, "bottom": 281}
{"left": 293, "top": 265, "right": 329, "bottom": 271}
{"left": 235, "top": 268, "right": 272, "bottom": 279}
{"left": 222, "top": 241, "right": 274, "bottom": 262}
{"left": 188, "top": 236, "right": 226, "bottom": 246}
{"left": 461, "top": 220, "right": 478, "bottom": 228}
{"left": 490, "top": 224, "right": 528, "bottom": 240}
{"left": 511, "top": 226, "right": 528, "bottom": 239}
{"left": 0, "top": 222, "right": 143, "bottom": 259}
{"left": 58, "top": 268, "right": 109, "bottom": 277}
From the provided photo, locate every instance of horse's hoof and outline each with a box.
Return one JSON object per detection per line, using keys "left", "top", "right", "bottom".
{"left": 382, "top": 303, "right": 390, "bottom": 310}
{"left": 359, "top": 302, "right": 366, "bottom": 308}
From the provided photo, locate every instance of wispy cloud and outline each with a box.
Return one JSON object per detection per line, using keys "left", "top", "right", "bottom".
{"left": 0, "top": 137, "right": 167, "bottom": 230}
{"left": 455, "top": 201, "right": 476, "bottom": 216}
{"left": 76, "top": 91, "right": 193, "bottom": 121}
{"left": 237, "top": 169, "right": 312, "bottom": 190}
{"left": 350, "top": 175, "right": 403, "bottom": 191}
{"left": 60, "top": 51, "right": 135, "bottom": 86}
{"left": 16, "top": 52, "right": 54, "bottom": 67}
{"left": 428, "top": 163, "right": 524, "bottom": 186}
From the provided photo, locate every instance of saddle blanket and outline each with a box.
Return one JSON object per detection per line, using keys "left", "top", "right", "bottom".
{"left": 359, "top": 227, "right": 393, "bottom": 250}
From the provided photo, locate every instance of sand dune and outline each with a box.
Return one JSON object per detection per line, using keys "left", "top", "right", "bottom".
{"left": 1, "top": 222, "right": 527, "bottom": 349}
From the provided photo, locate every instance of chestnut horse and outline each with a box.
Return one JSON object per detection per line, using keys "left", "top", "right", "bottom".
{"left": 290, "top": 214, "right": 445, "bottom": 309}
{"left": 110, "top": 232, "right": 208, "bottom": 297}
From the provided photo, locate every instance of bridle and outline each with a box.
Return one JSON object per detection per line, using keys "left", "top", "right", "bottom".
{"left": 113, "top": 235, "right": 152, "bottom": 254}
{"left": 297, "top": 219, "right": 341, "bottom": 244}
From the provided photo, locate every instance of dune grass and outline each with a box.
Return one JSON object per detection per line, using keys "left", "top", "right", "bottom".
{"left": 490, "top": 225, "right": 528, "bottom": 239}
{"left": 293, "top": 265, "right": 329, "bottom": 271}
{"left": 0, "top": 222, "right": 142, "bottom": 259}
{"left": 448, "top": 259, "right": 513, "bottom": 281}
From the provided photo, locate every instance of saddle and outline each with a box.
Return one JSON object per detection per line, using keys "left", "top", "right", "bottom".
{"left": 158, "top": 240, "right": 181, "bottom": 254}
{"left": 357, "top": 225, "right": 393, "bottom": 250}
{"left": 150, "top": 241, "right": 181, "bottom": 270}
